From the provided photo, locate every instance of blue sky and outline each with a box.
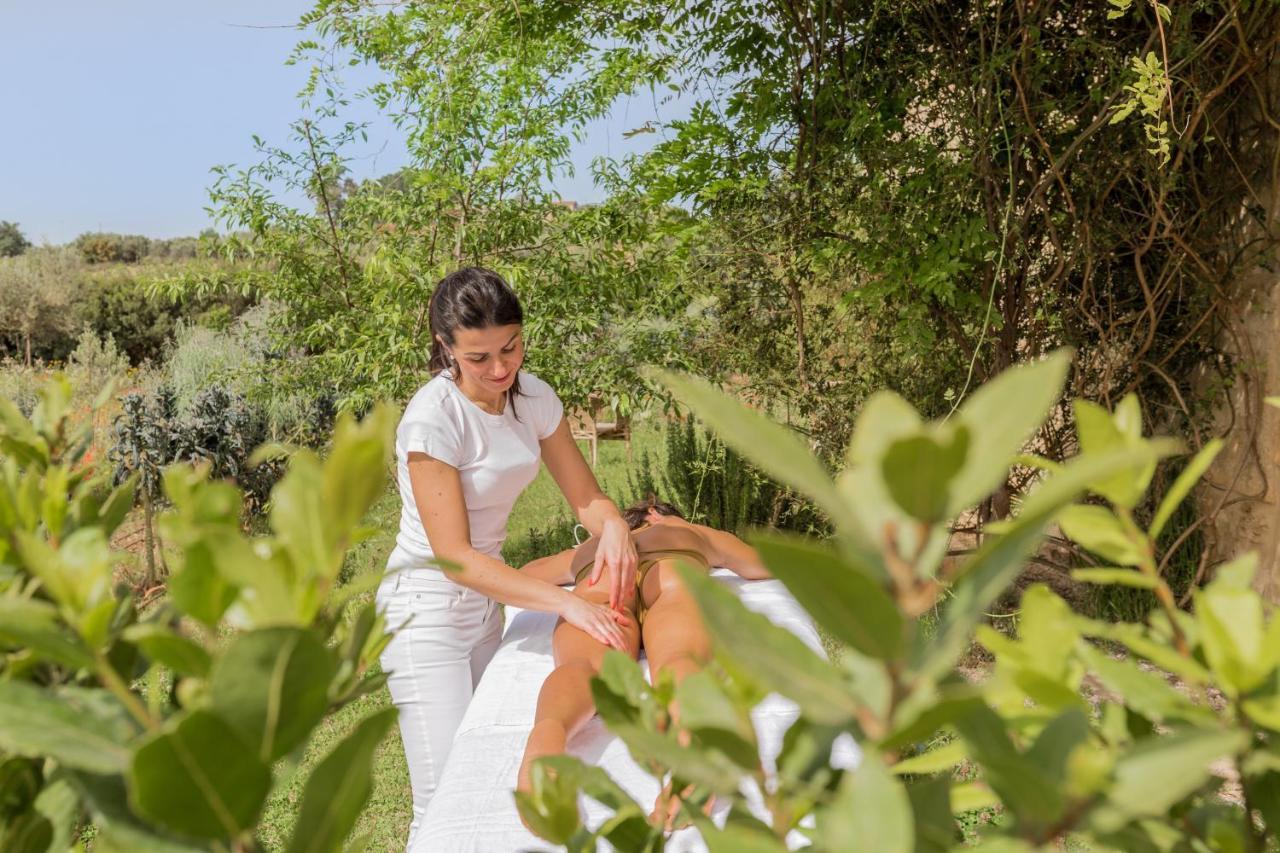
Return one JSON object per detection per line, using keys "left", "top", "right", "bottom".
{"left": 0, "top": 1, "right": 684, "bottom": 245}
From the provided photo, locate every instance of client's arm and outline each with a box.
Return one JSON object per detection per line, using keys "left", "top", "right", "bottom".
{"left": 519, "top": 548, "right": 577, "bottom": 585}
{"left": 647, "top": 511, "right": 771, "bottom": 580}
{"left": 692, "top": 524, "right": 771, "bottom": 579}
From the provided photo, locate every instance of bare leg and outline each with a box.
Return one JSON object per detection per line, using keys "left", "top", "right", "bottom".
{"left": 639, "top": 560, "right": 714, "bottom": 828}
{"left": 518, "top": 585, "right": 640, "bottom": 794}
{"left": 640, "top": 559, "right": 713, "bottom": 719}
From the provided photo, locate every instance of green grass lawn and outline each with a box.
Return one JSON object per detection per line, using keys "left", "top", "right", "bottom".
{"left": 257, "top": 427, "right": 662, "bottom": 850}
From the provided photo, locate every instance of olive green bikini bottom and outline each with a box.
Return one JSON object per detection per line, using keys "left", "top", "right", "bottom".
{"left": 574, "top": 548, "right": 710, "bottom": 624}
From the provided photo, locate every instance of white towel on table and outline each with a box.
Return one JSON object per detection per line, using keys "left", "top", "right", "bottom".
{"left": 416, "top": 570, "right": 860, "bottom": 852}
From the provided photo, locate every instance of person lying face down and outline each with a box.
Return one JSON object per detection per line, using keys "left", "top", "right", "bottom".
{"left": 515, "top": 497, "right": 771, "bottom": 825}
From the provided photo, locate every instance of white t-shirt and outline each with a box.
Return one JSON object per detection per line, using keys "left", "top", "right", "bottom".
{"left": 389, "top": 370, "right": 564, "bottom": 569}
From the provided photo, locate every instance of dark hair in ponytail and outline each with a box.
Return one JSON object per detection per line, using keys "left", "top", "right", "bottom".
{"left": 621, "top": 493, "right": 686, "bottom": 530}
{"left": 428, "top": 267, "right": 525, "bottom": 415}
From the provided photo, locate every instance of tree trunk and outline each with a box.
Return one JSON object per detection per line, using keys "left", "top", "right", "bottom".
{"left": 142, "top": 491, "right": 157, "bottom": 589}
{"left": 1202, "top": 266, "right": 1280, "bottom": 604}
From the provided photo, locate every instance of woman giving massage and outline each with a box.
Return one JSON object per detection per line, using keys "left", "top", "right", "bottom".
{"left": 380, "top": 267, "right": 638, "bottom": 849}
{"left": 515, "top": 496, "right": 771, "bottom": 821}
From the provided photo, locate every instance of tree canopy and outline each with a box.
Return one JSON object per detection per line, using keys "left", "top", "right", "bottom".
{"left": 0, "top": 220, "right": 31, "bottom": 257}
{"left": 200, "top": 0, "right": 1277, "bottom": 484}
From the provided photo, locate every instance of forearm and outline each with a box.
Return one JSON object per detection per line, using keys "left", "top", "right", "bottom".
{"left": 574, "top": 492, "right": 626, "bottom": 536}
{"left": 519, "top": 549, "right": 576, "bottom": 585}
{"left": 444, "top": 547, "right": 575, "bottom": 613}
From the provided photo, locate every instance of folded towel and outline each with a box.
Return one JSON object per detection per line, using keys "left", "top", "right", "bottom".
{"left": 416, "top": 570, "right": 859, "bottom": 852}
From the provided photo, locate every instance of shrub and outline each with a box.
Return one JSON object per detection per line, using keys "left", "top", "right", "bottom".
{"left": 231, "top": 304, "right": 339, "bottom": 444}
{"left": 110, "top": 388, "right": 179, "bottom": 494}
{"left": 109, "top": 388, "right": 180, "bottom": 586}
{"left": 73, "top": 232, "right": 151, "bottom": 264}
{"left": 282, "top": 389, "right": 338, "bottom": 448}
{"left": 628, "top": 417, "right": 826, "bottom": 535}
{"left": 176, "top": 385, "right": 282, "bottom": 514}
{"left": 67, "top": 328, "right": 130, "bottom": 400}
{"left": 503, "top": 520, "right": 581, "bottom": 573}
{"left": 0, "top": 247, "right": 80, "bottom": 364}
{"left": 520, "top": 352, "right": 1279, "bottom": 851}
{"left": 109, "top": 384, "right": 285, "bottom": 523}
{"left": 76, "top": 271, "right": 183, "bottom": 366}
{"left": 0, "top": 357, "right": 45, "bottom": 417}
{"left": 0, "top": 377, "right": 401, "bottom": 851}
{"left": 164, "top": 321, "right": 251, "bottom": 413}
{"left": 146, "top": 236, "right": 202, "bottom": 261}
{"left": 1085, "top": 478, "right": 1206, "bottom": 624}
{"left": 0, "top": 221, "right": 30, "bottom": 257}
{"left": 74, "top": 264, "right": 257, "bottom": 367}
{"left": 162, "top": 306, "right": 332, "bottom": 446}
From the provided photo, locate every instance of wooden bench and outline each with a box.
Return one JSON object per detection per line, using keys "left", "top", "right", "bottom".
{"left": 568, "top": 396, "right": 632, "bottom": 467}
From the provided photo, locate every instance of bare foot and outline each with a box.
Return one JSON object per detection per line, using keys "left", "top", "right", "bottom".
{"left": 516, "top": 746, "right": 567, "bottom": 834}
{"left": 518, "top": 720, "right": 567, "bottom": 794}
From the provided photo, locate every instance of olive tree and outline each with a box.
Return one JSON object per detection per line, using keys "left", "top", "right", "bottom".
{"left": 0, "top": 221, "right": 31, "bottom": 258}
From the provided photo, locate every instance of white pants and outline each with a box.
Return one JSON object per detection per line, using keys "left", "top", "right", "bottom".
{"left": 376, "top": 569, "right": 503, "bottom": 851}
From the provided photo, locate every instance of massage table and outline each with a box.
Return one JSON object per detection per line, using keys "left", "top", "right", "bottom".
{"left": 416, "top": 570, "right": 860, "bottom": 851}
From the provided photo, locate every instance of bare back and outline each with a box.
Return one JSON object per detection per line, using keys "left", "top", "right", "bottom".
{"left": 568, "top": 524, "right": 711, "bottom": 580}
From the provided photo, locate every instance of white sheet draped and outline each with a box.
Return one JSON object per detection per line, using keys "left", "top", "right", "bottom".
{"left": 416, "top": 570, "right": 860, "bottom": 852}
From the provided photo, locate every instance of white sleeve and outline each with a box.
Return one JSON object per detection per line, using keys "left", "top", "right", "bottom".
{"left": 523, "top": 374, "right": 565, "bottom": 440}
{"left": 400, "top": 406, "right": 464, "bottom": 467}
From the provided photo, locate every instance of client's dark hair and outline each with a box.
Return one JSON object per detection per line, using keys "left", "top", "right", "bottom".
{"left": 427, "top": 266, "right": 525, "bottom": 415}
{"left": 621, "top": 493, "right": 686, "bottom": 530}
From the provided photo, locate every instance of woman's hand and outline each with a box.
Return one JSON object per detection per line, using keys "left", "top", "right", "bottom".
{"left": 538, "top": 422, "right": 638, "bottom": 612}
{"left": 560, "top": 594, "right": 633, "bottom": 650}
{"left": 589, "top": 517, "right": 639, "bottom": 611}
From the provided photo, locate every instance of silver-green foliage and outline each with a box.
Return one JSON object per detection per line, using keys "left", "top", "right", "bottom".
{"left": 67, "top": 329, "right": 130, "bottom": 402}
{"left": 0, "top": 377, "right": 400, "bottom": 851}
{"left": 520, "top": 349, "right": 1279, "bottom": 851}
